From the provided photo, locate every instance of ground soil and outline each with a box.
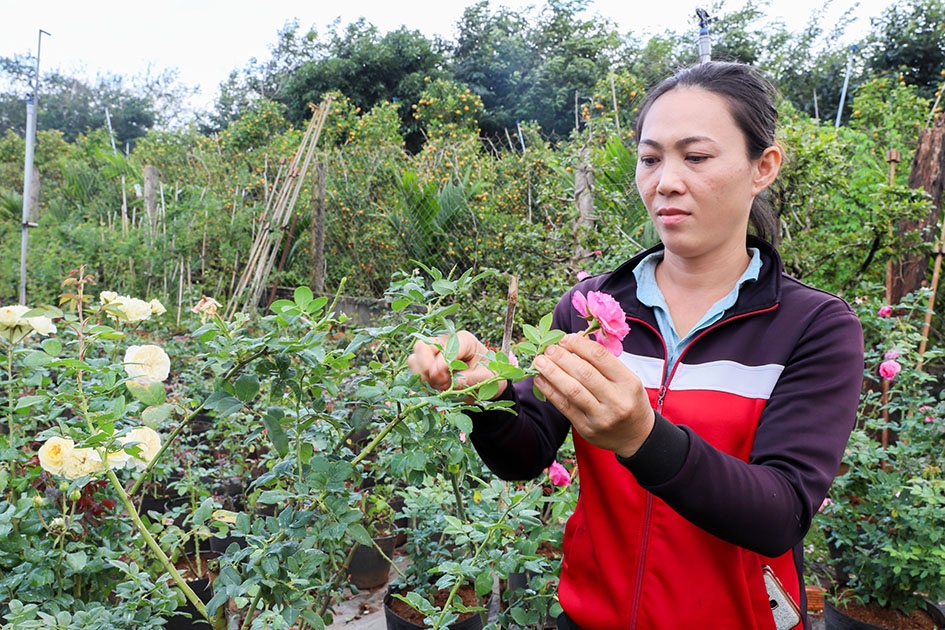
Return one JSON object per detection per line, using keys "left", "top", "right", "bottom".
{"left": 832, "top": 600, "right": 940, "bottom": 630}
{"left": 386, "top": 584, "right": 482, "bottom": 628}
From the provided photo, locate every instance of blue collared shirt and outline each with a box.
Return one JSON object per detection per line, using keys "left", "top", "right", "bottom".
{"left": 632, "top": 248, "right": 762, "bottom": 378}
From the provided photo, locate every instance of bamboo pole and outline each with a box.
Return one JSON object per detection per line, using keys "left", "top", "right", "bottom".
{"left": 227, "top": 97, "right": 332, "bottom": 318}
{"left": 916, "top": 219, "right": 945, "bottom": 369}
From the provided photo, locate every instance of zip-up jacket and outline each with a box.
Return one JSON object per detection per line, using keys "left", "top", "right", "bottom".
{"left": 469, "top": 237, "right": 864, "bottom": 629}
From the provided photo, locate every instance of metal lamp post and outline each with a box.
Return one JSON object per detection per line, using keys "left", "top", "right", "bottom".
{"left": 18, "top": 29, "right": 50, "bottom": 305}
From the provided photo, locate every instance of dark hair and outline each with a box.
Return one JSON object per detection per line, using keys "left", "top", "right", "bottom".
{"left": 634, "top": 61, "right": 781, "bottom": 244}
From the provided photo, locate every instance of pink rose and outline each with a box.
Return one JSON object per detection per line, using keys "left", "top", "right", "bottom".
{"left": 884, "top": 350, "right": 899, "bottom": 360}
{"left": 877, "top": 305, "right": 893, "bottom": 318}
{"left": 576, "top": 270, "right": 589, "bottom": 281}
{"left": 571, "top": 290, "right": 630, "bottom": 357}
{"left": 878, "top": 360, "right": 902, "bottom": 381}
{"left": 546, "top": 461, "right": 571, "bottom": 487}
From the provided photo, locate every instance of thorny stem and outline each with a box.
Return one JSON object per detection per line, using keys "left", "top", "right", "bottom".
{"left": 105, "top": 466, "right": 225, "bottom": 630}
{"left": 450, "top": 470, "right": 467, "bottom": 523}
{"left": 5, "top": 348, "right": 16, "bottom": 502}
{"left": 129, "top": 346, "right": 270, "bottom": 498}
{"left": 431, "top": 490, "right": 530, "bottom": 629}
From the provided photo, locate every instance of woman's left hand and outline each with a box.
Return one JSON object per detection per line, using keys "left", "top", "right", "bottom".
{"left": 533, "top": 333, "right": 655, "bottom": 458}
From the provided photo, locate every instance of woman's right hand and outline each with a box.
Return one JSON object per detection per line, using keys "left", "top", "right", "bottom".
{"left": 407, "top": 331, "right": 507, "bottom": 398}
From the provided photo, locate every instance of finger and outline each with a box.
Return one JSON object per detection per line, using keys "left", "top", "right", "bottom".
{"left": 533, "top": 350, "right": 594, "bottom": 418}
{"left": 542, "top": 341, "right": 610, "bottom": 398}
{"left": 408, "top": 339, "right": 453, "bottom": 390}
{"left": 558, "top": 333, "right": 625, "bottom": 380}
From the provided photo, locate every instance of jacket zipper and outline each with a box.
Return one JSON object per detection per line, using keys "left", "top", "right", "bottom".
{"left": 625, "top": 304, "right": 778, "bottom": 628}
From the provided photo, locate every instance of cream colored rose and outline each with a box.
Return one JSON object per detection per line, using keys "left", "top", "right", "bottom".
{"left": 124, "top": 345, "right": 171, "bottom": 383}
{"left": 121, "top": 426, "right": 162, "bottom": 470}
{"left": 116, "top": 297, "right": 153, "bottom": 323}
{"left": 0, "top": 305, "right": 32, "bottom": 343}
{"left": 61, "top": 448, "right": 104, "bottom": 479}
{"left": 149, "top": 299, "right": 167, "bottom": 315}
{"left": 24, "top": 315, "right": 56, "bottom": 336}
{"left": 101, "top": 293, "right": 155, "bottom": 323}
{"left": 91, "top": 445, "right": 130, "bottom": 469}
{"left": 38, "top": 436, "right": 75, "bottom": 476}
{"left": 0, "top": 304, "right": 28, "bottom": 327}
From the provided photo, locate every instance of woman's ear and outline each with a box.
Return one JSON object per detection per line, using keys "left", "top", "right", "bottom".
{"left": 751, "top": 145, "right": 783, "bottom": 195}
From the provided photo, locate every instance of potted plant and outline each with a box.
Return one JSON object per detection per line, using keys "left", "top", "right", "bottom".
{"left": 815, "top": 295, "right": 945, "bottom": 630}
{"left": 348, "top": 484, "right": 401, "bottom": 590}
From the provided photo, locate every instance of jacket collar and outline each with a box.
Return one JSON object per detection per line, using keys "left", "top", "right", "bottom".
{"left": 598, "top": 235, "right": 783, "bottom": 322}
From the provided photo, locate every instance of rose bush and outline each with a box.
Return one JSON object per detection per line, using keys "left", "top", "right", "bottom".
{"left": 1, "top": 264, "right": 580, "bottom": 630}
{"left": 815, "top": 289, "right": 945, "bottom": 616}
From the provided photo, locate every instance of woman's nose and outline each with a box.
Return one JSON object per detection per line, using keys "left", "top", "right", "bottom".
{"left": 656, "top": 160, "right": 685, "bottom": 195}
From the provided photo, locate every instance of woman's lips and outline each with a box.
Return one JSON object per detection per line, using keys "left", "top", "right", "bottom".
{"left": 656, "top": 208, "right": 689, "bottom": 225}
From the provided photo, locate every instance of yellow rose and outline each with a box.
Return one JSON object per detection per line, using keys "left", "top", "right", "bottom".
{"left": 61, "top": 448, "right": 104, "bottom": 479}
{"left": 121, "top": 426, "right": 162, "bottom": 470}
{"left": 38, "top": 436, "right": 74, "bottom": 476}
{"left": 124, "top": 344, "right": 171, "bottom": 383}
{"left": 149, "top": 299, "right": 166, "bottom": 316}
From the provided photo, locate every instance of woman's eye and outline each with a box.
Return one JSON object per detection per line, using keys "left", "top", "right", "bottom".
{"left": 639, "top": 156, "right": 659, "bottom": 166}
{"left": 686, "top": 154, "right": 709, "bottom": 163}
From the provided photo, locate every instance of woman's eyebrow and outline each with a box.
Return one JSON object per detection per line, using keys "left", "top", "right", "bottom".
{"left": 638, "top": 135, "right": 716, "bottom": 150}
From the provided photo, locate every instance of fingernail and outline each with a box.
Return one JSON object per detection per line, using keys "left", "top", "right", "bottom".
{"left": 534, "top": 356, "right": 547, "bottom": 371}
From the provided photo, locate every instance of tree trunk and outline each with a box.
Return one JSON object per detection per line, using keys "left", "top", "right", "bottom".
{"left": 571, "top": 149, "right": 597, "bottom": 270}
{"left": 889, "top": 114, "right": 945, "bottom": 304}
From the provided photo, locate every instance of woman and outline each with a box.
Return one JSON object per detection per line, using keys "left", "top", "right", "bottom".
{"left": 409, "top": 61, "right": 863, "bottom": 630}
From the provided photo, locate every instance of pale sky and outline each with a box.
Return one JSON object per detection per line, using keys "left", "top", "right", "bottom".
{"left": 1, "top": 0, "right": 890, "bottom": 111}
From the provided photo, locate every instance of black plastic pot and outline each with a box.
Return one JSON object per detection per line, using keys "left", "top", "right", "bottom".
{"left": 349, "top": 534, "right": 398, "bottom": 589}
{"left": 164, "top": 576, "right": 214, "bottom": 630}
{"left": 384, "top": 585, "right": 488, "bottom": 630}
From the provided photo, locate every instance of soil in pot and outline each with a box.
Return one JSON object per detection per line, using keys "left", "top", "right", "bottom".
{"left": 384, "top": 583, "right": 488, "bottom": 630}
{"left": 825, "top": 598, "right": 945, "bottom": 630}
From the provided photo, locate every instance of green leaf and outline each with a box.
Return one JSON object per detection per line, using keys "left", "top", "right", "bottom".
{"left": 348, "top": 523, "right": 373, "bottom": 547}
{"left": 391, "top": 298, "right": 411, "bottom": 312}
{"left": 477, "top": 381, "right": 499, "bottom": 401}
{"left": 522, "top": 323, "right": 541, "bottom": 345}
{"left": 475, "top": 568, "right": 493, "bottom": 597}
{"left": 65, "top": 551, "right": 87, "bottom": 572}
{"left": 41, "top": 338, "right": 62, "bottom": 357}
{"left": 193, "top": 498, "right": 215, "bottom": 525}
{"left": 257, "top": 490, "right": 292, "bottom": 504}
{"left": 262, "top": 408, "right": 290, "bottom": 457}
{"left": 125, "top": 380, "right": 166, "bottom": 406}
{"left": 14, "top": 395, "right": 44, "bottom": 411}
{"left": 432, "top": 279, "right": 455, "bottom": 296}
{"left": 448, "top": 412, "right": 473, "bottom": 436}
{"left": 22, "top": 351, "right": 52, "bottom": 367}
{"left": 141, "top": 404, "right": 173, "bottom": 427}
{"left": 204, "top": 390, "right": 244, "bottom": 417}
{"left": 234, "top": 374, "right": 260, "bottom": 402}
{"left": 294, "top": 286, "right": 314, "bottom": 309}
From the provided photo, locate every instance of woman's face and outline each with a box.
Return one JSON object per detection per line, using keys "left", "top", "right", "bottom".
{"left": 635, "top": 86, "right": 778, "bottom": 263}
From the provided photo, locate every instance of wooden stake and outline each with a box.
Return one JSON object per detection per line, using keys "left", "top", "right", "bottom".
{"left": 501, "top": 276, "right": 519, "bottom": 355}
